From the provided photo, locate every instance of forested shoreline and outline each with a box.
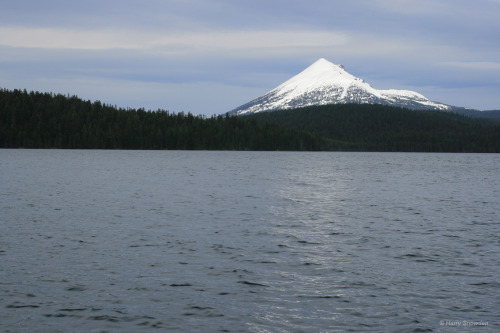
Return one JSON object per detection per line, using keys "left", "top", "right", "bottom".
{"left": 247, "top": 104, "right": 500, "bottom": 153}
{"left": 1, "top": 88, "right": 499, "bottom": 152}
{"left": 0, "top": 89, "right": 322, "bottom": 150}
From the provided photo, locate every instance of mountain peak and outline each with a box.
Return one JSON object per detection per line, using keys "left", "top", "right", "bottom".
{"left": 230, "top": 58, "right": 451, "bottom": 115}
{"left": 272, "top": 58, "right": 360, "bottom": 99}
{"left": 296, "top": 58, "right": 352, "bottom": 81}
{"left": 310, "top": 58, "right": 344, "bottom": 71}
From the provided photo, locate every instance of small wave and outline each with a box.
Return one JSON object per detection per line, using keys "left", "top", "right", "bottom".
{"left": 237, "top": 280, "right": 268, "bottom": 287}
{"left": 88, "top": 315, "right": 120, "bottom": 322}
{"left": 65, "top": 284, "right": 87, "bottom": 292}
{"left": 44, "top": 313, "right": 82, "bottom": 318}
{"left": 297, "top": 240, "right": 322, "bottom": 245}
{"left": 169, "top": 283, "right": 193, "bottom": 287}
{"left": 297, "top": 294, "right": 345, "bottom": 300}
{"left": 6, "top": 303, "right": 39, "bottom": 309}
{"left": 58, "top": 308, "right": 88, "bottom": 312}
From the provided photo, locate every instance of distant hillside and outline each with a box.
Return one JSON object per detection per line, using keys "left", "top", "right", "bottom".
{"left": 245, "top": 104, "right": 500, "bottom": 152}
{"left": 477, "top": 110, "right": 500, "bottom": 119}
{"left": 447, "top": 107, "right": 500, "bottom": 120}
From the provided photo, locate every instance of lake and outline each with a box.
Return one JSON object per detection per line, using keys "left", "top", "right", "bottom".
{"left": 1, "top": 150, "right": 499, "bottom": 332}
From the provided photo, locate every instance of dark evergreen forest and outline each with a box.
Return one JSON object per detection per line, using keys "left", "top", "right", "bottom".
{"left": 0, "top": 89, "right": 322, "bottom": 150}
{"left": 1, "top": 88, "right": 499, "bottom": 152}
{"left": 247, "top": 104, "right": 500, "bottom": 152}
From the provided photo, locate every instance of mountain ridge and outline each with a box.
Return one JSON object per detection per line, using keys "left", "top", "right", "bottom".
{"left": 230, "top": 58, "right": 463, "bottom": 115}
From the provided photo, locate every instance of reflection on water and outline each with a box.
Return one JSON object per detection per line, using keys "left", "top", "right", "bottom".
{"left": 1, "top": 150, "right": 499, "bottom": 332}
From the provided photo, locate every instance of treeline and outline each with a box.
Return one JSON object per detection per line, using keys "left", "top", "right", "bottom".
{"left": 0, "top": 89, "right": 322, "bottom": 150}
{"left": 2, "top": 88, "right": 499, "bottom": 152}
{"left": 246, "top": 104, "right": 500, "bottom": 152}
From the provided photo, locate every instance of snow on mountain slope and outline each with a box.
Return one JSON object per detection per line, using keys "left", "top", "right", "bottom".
{"left": 230, "top": 58, "right": 451, "bottom": 115}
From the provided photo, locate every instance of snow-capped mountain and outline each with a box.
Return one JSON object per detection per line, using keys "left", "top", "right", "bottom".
{"left": 230, "top": 58, "right": 451, "bottom": 115}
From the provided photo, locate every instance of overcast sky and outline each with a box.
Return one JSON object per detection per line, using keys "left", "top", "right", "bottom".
{"left": 1, "top": 0, "right": 499, "bottom": 115}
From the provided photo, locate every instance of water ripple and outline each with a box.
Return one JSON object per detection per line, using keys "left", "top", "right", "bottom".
{"left": 1, "top": 150, "right": 499, "bottom": 332}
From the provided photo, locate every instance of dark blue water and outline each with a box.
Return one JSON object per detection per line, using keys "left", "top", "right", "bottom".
{"left": 1, "top": 150, "right": 499, "bottom": 332}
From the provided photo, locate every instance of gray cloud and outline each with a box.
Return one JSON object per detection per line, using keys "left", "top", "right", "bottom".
{"left": 1, "top": 0, "right": 499, "bottom": 114}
